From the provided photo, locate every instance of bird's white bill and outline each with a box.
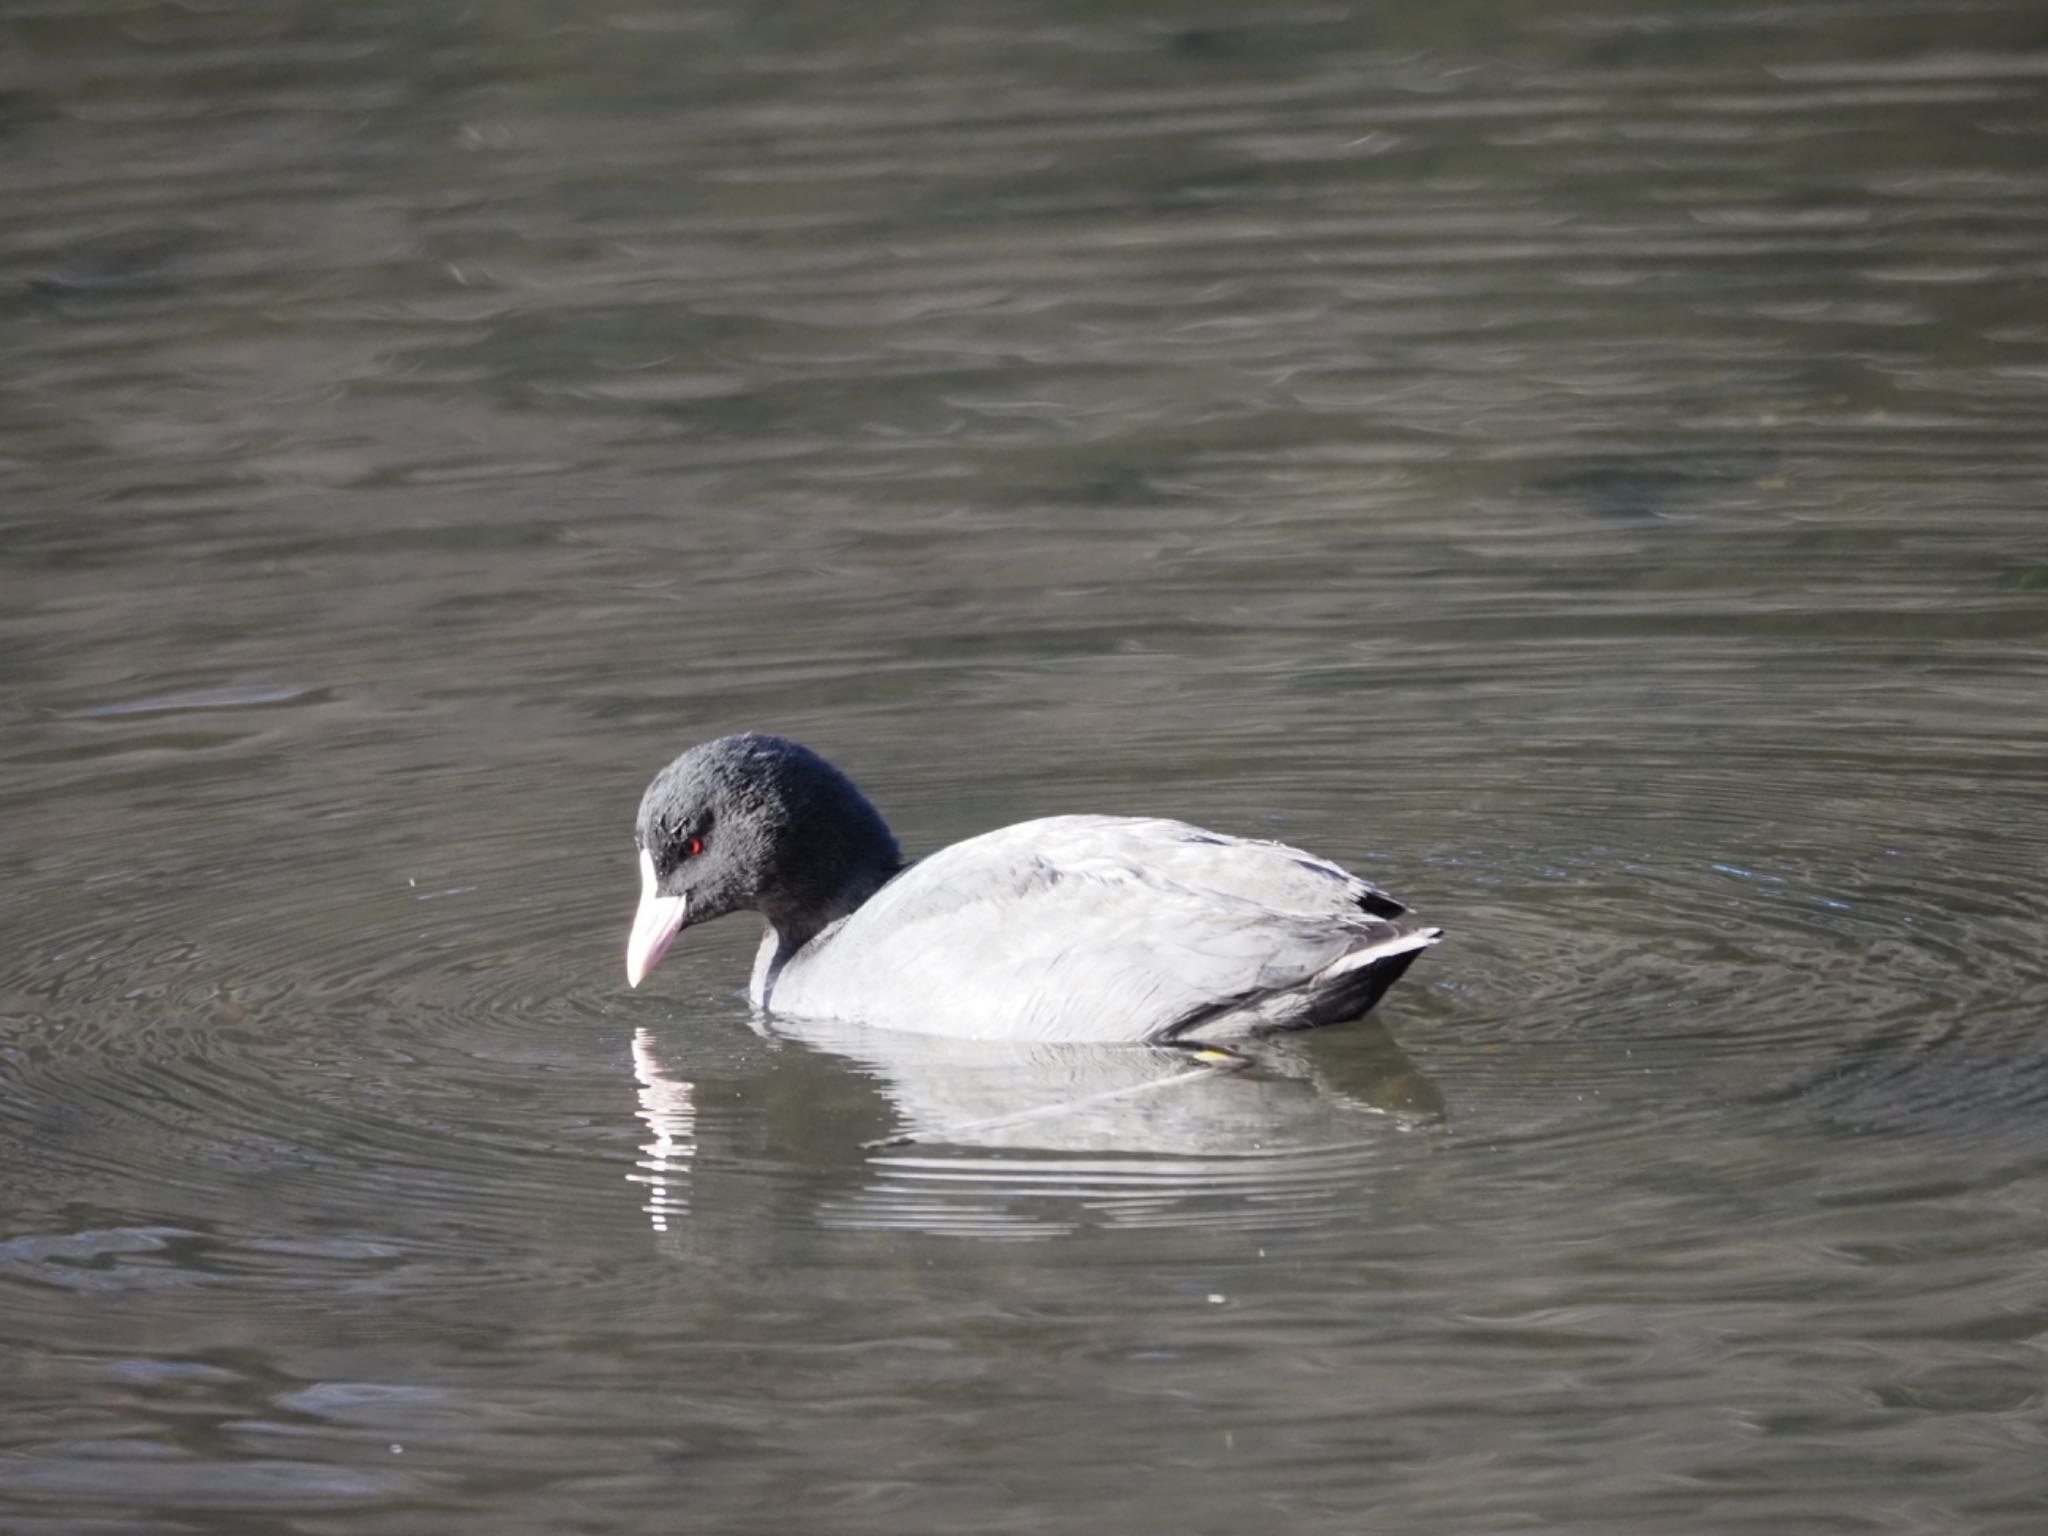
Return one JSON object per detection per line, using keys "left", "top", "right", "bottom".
{"left": 626, "top": 848, "right": 690, "bottom": 988}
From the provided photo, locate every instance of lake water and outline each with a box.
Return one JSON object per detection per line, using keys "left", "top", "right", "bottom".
{"left": 4, "top": 1, "right": 2047, "bottom": 1531}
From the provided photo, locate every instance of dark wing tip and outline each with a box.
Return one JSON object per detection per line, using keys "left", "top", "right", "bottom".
{"left": 1358, "top": 888, "right": 1408, "bottom": 920}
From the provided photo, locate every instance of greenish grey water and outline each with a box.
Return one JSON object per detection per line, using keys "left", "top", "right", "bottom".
{"left": 4, "top": 1, "right": 2047, "bottom": 1531}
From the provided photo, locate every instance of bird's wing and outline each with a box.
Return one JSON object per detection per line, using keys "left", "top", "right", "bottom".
{"left": 768, "top": 816, "right": 1417, "bottom": 1041}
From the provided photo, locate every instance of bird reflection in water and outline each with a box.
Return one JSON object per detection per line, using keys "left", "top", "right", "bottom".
{"left": 626, "top": 1017, "right": 1441, "bottom": 1240}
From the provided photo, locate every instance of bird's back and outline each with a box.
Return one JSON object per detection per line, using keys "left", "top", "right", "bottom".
{"left": 760, "top": 815, "right": 1437, "bottom": 1042}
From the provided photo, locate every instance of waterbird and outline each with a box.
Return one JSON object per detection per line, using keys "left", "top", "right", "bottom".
{"left": 626, "top": 733, "right": 1440, "bottom": 1042}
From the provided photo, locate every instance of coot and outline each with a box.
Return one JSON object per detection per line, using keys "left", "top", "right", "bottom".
{"left": 627, "top": 733, "right": 1440, "bottom": 1042}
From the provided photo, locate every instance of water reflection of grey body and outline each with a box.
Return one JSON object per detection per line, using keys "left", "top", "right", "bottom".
{"left": 629, "top": 1018, "right": 1440, "bottom": 1239}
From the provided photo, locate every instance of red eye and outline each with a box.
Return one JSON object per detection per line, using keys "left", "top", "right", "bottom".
{"left": 685, "top": 836, "right": 703, "bottom": 858}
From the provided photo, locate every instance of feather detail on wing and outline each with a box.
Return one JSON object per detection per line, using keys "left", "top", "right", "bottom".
{"left": 763, "top": 816, "right": 1437, "bottom": 1042}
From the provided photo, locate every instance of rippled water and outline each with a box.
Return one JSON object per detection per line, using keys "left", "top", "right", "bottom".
{"left": 5, "top": 1, "right": 2048, "bottom": 1530}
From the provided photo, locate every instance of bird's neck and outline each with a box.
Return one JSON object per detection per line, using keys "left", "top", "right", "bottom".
{"left": 749, "top": 857, "right": 899, "bottom": 1006}
{"left": 749, "top": 924, "right": 791, "bottom": 1007}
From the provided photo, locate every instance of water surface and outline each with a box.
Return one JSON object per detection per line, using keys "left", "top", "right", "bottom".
{"left": 4, "top": 1, "right": 2048, "bottom": 1531}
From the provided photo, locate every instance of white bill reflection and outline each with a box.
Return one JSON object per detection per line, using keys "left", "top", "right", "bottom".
{"left": 628, "top": 1026, "right": 697, "bottom": 1232}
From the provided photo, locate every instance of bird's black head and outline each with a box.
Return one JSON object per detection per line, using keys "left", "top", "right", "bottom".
{"left": 626, "top": 733, "right": 901, "bottom": 988}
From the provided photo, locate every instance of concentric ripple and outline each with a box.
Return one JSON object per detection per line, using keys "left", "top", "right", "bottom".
{"left": 0, "top": 784, "right": 693, "bottom": 1326}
